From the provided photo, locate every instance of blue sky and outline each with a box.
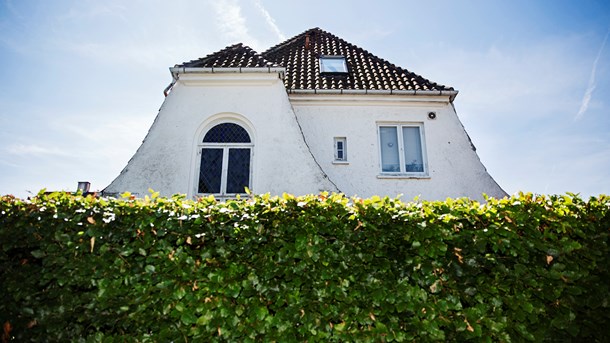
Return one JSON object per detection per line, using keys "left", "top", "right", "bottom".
{"left": 1, "top": 0, "right": 609, "bottom": 198}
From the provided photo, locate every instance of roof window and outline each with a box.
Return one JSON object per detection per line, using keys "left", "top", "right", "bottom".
{"left": 320, "top": 56, "right": 348, "bottom": 74}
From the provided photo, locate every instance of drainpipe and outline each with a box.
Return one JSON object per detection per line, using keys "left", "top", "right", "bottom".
{"left": 163, "top": 79, "right": 176, "bottom": 97}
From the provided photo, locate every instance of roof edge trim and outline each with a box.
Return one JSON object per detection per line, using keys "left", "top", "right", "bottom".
{"left": 287, "top": 88, "right": 458, "bottom": 100}
{"left": 170, "top": 66, "right": 286, "bottom": 77}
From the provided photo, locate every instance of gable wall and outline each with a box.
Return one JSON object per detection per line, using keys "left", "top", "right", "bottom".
{"left": 105, "top": 72, "right": 505, "bottom": 201}
{"left": 104, "top": 73, "right": 336, "bottom": 197}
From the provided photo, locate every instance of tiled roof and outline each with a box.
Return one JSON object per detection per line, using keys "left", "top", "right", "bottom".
{"left": 263, "top": 28, "right": 453, "bottom": 91}
{"left": 177, "top": 43, "right": 276, "bottom": 68}
{"left": 177, "top": 28, "right": 453, "bottom": 92}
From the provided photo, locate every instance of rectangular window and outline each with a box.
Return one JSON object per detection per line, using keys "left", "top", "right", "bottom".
{"left": 198, "top": 148, "right": 223, "bottom": 193}
{"left": 199, "top": 146, "right": 251, "bottom": 196}
{"left": 334, "top": 137, "right": 347, "bottom": 161}
{"left": 378, "top": 124, "right": 427, "bottom": 175}
{"left": 320, "top": 56, "right": 348, "bottom": 74}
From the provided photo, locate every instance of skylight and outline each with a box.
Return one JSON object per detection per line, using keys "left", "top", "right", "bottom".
{"left": 320, "top": 56, "right": 348, "bottom": 74}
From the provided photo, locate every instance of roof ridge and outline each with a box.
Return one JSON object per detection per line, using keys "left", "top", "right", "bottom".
{"left": 175, "top": 43, "right": 241, "bottom": 67}
{"left": 260, "top": 27, "right": 453, "bottom": 91}
{"left": 174, "top": 27, "right": 453, "bottom": 92}
{"left": 261, "top": 27, "right": 323, "bottom": 56}
{"left": 177, "top": 43, "right": 278, "bottom": 68}
{"left": 313, "top": 29, "right": 444, "bottom": 90}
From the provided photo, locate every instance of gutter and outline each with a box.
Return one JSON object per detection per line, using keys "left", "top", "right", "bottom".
{"left": 164, "top": 66, "right": 287, "bottom": 97}
{"left": 169, "top": 66, "right": 286, "bottom": 79}
{"left": 164, "top": 66, "right": 458, "bottom": 102}
{"left": 287, "top": 88, "right": 459, "bottom": 102}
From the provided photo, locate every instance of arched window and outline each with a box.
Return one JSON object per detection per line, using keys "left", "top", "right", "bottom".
{"left": 198, "top": 123, "right": 252, "bottom": 196}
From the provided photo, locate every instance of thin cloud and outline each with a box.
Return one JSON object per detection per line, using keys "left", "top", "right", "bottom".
{"left": 5, "top": 144, "right": 72, "bottom": 157}
{"left": 56, "top": 3, "right": 128, "bottom": 23}
{"left": 0, "top": 158, "right": 20, "bottom": 168}
{"left": 210, "top": 0, "right": 260, "bottom": 49}
{"left": 58, "top": 40, "right": 176, "bottom": 69}
{"left": 253, "top": 0, "right": 285, "bottom": 42}
{"left": 575, "top": 29, "right": 609, "bottom": 120}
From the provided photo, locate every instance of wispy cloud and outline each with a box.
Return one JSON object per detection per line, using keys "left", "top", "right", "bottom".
{"left": 58, "top": 40, "right": 176, "bottom": 69}
{"left": 575, "top": 29, "right": 609, "bottom": 120}
{"left": 56, "top": 3, "right": 128, "bottom": 23}
{"left": 253, "top": 0, "right": 285, "bottom": 42}
{"left": 417, "top": 36, "right": 587, "bottom": 119}
{"left": 5, "top": 144, "right": 72, "bottom": 157}
{"left": 0, "top": 158, "right": 20, "bottom": 168}
{"left": 210, "top": 0, "right": 260, "bottom": 49}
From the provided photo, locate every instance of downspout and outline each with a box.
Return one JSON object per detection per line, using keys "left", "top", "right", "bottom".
{"left": 163, "top": 78, "right": 177, "bottom": 97}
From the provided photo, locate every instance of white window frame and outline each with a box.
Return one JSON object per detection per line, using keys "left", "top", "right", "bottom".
{"left": 198, "top": 143, "right": 253, "bottom": 197}
{"left": 377, "top": 122, "right": 429, "bottom": 177}
{"left": 334, "top": 137, "right": 347, "bottom": 162}
{"left": 196, "top": 121, "right": 254, "bottom": 199}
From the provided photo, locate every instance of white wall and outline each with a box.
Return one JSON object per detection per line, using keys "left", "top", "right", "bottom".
{"left": 105, "top": 71, "right": 505, "bottom": 201}
{"left": 104, "top": 72, "right": 336, "bottom": 198}
{"left": 290, "top": 94, "right": 506, "bottom": 201}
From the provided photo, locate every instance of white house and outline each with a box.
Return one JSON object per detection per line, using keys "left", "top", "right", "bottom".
{"left": 104, "top": 28, "right": 505, "bottom": 201}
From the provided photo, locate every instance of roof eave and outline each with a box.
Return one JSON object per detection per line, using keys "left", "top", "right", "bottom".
{"left": 286, "top": 88, "right": 458, "bottom": 101}
{"left": 170, "top": 66, "right": 286, "bottom": 80}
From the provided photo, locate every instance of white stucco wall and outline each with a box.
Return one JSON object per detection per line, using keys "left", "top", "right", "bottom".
{"left": 106, "top": 71, "right": 505, "bottom": 201}
{"left": 289, "top": 94, "right": 506, "bottom": 201}
{"left": 104, "top": 71, "right": 336, "bottom": 198}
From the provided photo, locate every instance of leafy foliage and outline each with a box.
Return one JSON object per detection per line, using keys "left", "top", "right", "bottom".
{"left": 1, "top": 191, "right": 608, "bottom": 341}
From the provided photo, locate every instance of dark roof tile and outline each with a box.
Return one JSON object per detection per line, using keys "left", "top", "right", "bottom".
{"left": 177, "top": 28, "right": 453, "bottom": 92}
{"left": 177, "top": 43, "right": 276, "bottom": 68}
{"left": 262, "top": 28, "right": 453, "bottom": 91}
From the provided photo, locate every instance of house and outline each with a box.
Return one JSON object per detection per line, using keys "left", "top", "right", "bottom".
{"left": 104, "top": 28, "right": 506, "bottom": 201}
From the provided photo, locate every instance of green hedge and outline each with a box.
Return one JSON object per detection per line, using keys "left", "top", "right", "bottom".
{"left": 1, "top": 191, "right": 608, "bottom": 342}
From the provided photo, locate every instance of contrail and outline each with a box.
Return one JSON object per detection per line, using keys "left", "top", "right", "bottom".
{"left": 253, "top": 0, "right": 285, "bottom": 42}
{"left": 575, "top": 29, "right": 609, "bottom": 120}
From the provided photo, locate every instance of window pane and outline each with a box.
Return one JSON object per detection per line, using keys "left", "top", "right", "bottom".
{"left": 380, "top": 127, "right": 400, "bottom": 172}
{"left": 203, "top": 123, "right": 251, "bottom": 143}
{"left": 226, "top": 148, "right": 251, "bottom": 194}
{"left": 403, "top": 126, "right": 424, "bottom": 172}
{"left": 320, "top": 57, "right": 348, "bottom": 73}
{"left": 199, "top": 148, "right": 223, "bottom": 193}
{"left": 335, "top": 138, "right": 346, "bottom": 161}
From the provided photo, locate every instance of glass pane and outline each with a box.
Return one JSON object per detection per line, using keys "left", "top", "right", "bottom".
{"left": 199, "top": 148, "right": 223, "bottom": 193}
{"left": 203, "top": 123, "right": 250, "bottom": 143}
{"left": 335, "top": 139, "right": 345, "bottom": 160}
{"left": 226, "top": 148, "right": 251, "bottom": 194}
{"left": 403, "top": 126, "right": 424, "bottom": 172}
{"left": 380, "top": 127, "right": 400, "bottom": 172}
{"left": 320, "top": 57, "right": 347, "bottom": 73}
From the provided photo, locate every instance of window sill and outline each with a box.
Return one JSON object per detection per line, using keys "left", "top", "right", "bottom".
{"left": 332, "top": 161, "right": 350, "bottom": 165}
{"left": 195, "top": 194, "right": 249, "bottom": 200}
{"left": 377, "top": 174, "right": 430, "bottom": 180}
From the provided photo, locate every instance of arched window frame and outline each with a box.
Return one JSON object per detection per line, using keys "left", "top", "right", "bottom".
{"left": 195, "top": 118, "right": 254, "bottom": 199}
